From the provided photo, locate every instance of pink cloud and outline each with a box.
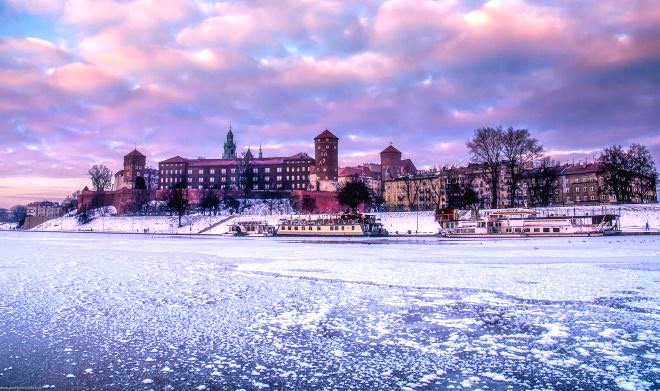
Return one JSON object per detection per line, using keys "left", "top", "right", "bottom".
{"left": 49, "top": 62, "right": 124, "bottom": 93}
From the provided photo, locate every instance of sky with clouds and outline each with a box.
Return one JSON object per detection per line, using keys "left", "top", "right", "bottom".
{"left": 1, "top": 0, "right": 659, "bottom": 207}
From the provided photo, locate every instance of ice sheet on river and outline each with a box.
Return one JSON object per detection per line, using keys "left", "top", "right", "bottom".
{"left": 0, "top": 232, "right": 658, "bottom": 390}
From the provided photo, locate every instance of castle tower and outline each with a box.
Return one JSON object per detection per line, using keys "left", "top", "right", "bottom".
{"left": 223, "top": 125, "right": 237, "bottom": 159}
{"left": 123, "top": 149, "right": 146, "bottom": 189}
{"left": 314, "top": 129, "right": 339, "bottom": 181}
{"left": 380, "top": 144, "right": 402, "bottom": 179}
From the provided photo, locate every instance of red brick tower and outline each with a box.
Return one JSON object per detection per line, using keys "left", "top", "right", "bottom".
{"left": 123, "top": 149, "right": 146, "bottom": 189}
{"left": 314, "top": 129, "right": 339, "bottom": 181}
{"left": 380, "top": 144, "right": 402, "bottom": 179}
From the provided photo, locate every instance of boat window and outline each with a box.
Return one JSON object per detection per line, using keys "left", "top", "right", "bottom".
{"left": 352, "top": 226, "right": 355, "bottom": 230}
{"left": 294, "top": 226, "right": 298, "bottom": 230}
{"left": 543, "top": 228, "right": 550, "bottom": 233}
{"left": 553, "top": 228, "right": 560, "bottom": 233}
{"left": 534, "top": 228, "right": 540, "bottom": 233}
{"left": 317, "top": 226, "right": 321, "bottom": 230}
{"left": 341, "top": 226, "right": 345, "bottom": 230}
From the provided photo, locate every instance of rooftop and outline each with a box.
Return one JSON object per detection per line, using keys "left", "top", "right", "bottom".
{"left": 315, "top": 129, "right": 338, "bottom": 139}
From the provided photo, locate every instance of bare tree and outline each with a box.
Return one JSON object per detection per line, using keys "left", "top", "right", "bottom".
{"left": 425, "top": 176, "right": 444, "bottom": 211}
{"left": 530, "top": 160, "right": 559, "bottom": 206}
{"left": 88, "top": 165, "right": 113, "bottom": 192}
{"left": 501, "top": 127, "right": 544, "bottom": 207}
{"left": 466, "top": 127, "right": 504, "bottom": 208}
{"left": 600, "top": 143, "right": 657, "bottom": 203}
{"left": 337, "top": 181, "right": 371, "bottom": 213}
{"left": 238, "top": 151, "right": 254, "bottom": 206}
{"left": 167, "top": 182, "right": 188, "bottom": 227}
{"left": 401, "top": 176, "right": 421, "bottom": 211}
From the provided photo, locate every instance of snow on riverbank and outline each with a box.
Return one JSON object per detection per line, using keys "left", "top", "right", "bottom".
{"left": 31, "top": 203, "right": 660, "bottom": 234}
{"left": 0, "top": 222, "right": 17, "bottom": 230}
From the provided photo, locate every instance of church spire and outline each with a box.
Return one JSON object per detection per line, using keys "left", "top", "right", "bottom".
{"left": 223, "top": 124, "right": 236, "bottom": 159}
{"left": 258, "top": 144, "right": 263, "bottom": 159}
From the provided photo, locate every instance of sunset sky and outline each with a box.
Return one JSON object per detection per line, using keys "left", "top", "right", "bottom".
{"left": 1, "top": 0, "right": 659, "bottom": 207}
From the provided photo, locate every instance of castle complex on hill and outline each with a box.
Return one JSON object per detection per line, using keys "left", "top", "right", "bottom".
{"left": 153, "top": 127, "right": 416, "bottom": 195}
{"left": 87, "top": 127, "right": 418, "bottom": 213}
{"left": 83, "top": 126, "right": 655, "bottom": 214}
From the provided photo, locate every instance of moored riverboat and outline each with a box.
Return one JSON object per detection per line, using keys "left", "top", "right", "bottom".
{"left": 436, "top": 208, "right": 621, "bottom": 238}
{"left": 225, "top": 220, "right": 276, "bottom": 236}
{"left": 276, "top": 213, "right": 388, "bottom": 237}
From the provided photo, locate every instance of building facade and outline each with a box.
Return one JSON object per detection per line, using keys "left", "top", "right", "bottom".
{"left": 121, "top": 149, "right": 146, "bottom": 190}
{"left": 26, "top": 201, "right": 63, "bottom": 218}
{"left": 159, "top": 128, "right": 315, "bottom": 192}
{"left": 384, "top": 161, "right": 658, "bottom": 211}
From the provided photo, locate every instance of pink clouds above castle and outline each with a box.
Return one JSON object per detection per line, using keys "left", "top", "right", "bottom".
{"left": 1, "top": 0, "right": 659, "bottom": 206}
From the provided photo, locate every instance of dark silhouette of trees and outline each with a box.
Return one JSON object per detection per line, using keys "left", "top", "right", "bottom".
{"left": 501, "top": 127, "right": 544, "bottom": 207}
{"left": 337, "top": 181, "right": 371, "bottom": 213}
{"left": 599, "top": 143, "right": 657, "bottom": 203}
{"left": 529, "top": 160, "right": 559, "bottom": 207}
{"left": 467, "top": 126, "right": 543, "bottom": 208}
{"left": 167, "top": 182, "right": 188, "bottom": 227}
{"left": 445, "top": 172, "right": 479, "bottom": 210}
{"left": 10, "top": 205, "right": 27, "bottom": 226}
{"left": 222, "top": 194, "right": 240, "bottom": 214}
{"left": 200, "top": 190, "right": 221, "bottom": 216}
{"left": 76, "top": 205, "right": 90, "bottom": 224}
{"left": 88, "top": 165, "right": 112, "bottom": 191}
{"left": 466, "top": 127, "right": 504, "bottom": 209}
{"left": 238, "top": 151, "right": 254, "bottom": 202}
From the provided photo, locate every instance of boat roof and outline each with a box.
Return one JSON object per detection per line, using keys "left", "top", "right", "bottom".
{"left": 489, "top": 209, "right": 538, "bottom": 216}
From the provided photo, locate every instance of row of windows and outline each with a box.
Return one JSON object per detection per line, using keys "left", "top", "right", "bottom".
{"left": 566, "top": 195, "right": 600, "bottom": 201}
{"left": 126, "top": 164, "right": 145, "bottom": 170}
{"left": 161, "top": 166, "right": 312, "bottom": 176}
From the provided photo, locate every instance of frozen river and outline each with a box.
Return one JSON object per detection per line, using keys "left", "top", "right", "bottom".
{"left": 0, "top": 232, "right": 658, "bottom": 390}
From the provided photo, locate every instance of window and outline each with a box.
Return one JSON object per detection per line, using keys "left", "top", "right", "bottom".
{"left": 277, "top": 167, "right": 282, "bottom": 173}
{"left": 210, "top": 169, "right": 215, "bottom": 174}
{"left": 198, "top": 169, "right": 203, "bottom": 174}
{"left": 210, "top": 177, "right": 215, "bottom": 183}
{"left": 230, "top": 168, "right": 236, "bottom": 173}
{"left": 276, "top": 176, "right": 282, "bottom": 181}
{"left": 553, "top": 228, "right": 560, "bottom": 233}
{"left": 221, "top": 169, "right": 226, "bottom": 174}
{"left": 188, "top": 169, "right": 192, "bottom": 175}
{"left": 265, "top": 168, "right": 271, "bottom": 173}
